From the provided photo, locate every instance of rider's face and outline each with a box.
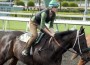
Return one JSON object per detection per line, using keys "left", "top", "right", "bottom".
{"left": 51, "top": 7, "right": 58, "bottom": 13}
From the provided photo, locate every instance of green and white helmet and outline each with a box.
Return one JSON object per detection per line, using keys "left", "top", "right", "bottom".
{"left": 49, "top": 0, "right": 59, "bottom": 8}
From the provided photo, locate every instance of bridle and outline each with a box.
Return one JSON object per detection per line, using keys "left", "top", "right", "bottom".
{"left": 72, "top": 30, "right": 90, "bottom": 61}
{"left": 50, "top": 30, "right": 85, "bottom": 55}
{"left": 48, "top": 30, "right": 90, "bottom": 62}
{"left": 72, "top": 30, "right": 84, "bottom": 55}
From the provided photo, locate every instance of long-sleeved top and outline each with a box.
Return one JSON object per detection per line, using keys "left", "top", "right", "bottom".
{"left": 31, "top": 8, "right": 56, "bottom": 30}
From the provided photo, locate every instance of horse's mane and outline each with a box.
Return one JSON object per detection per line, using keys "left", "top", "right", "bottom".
{"left": 55, "top": 30, "right": 77, "bottom": 39}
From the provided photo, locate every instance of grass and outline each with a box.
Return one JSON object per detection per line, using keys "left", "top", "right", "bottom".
{"left": 0, "top": 20, "right": 90, "bottom": 35}
{"left": 54, "top": 24, "right": 90, "bottom": 35}
{"left": 0, "top": 8, "right": 90, "bottom": 35}
{"left": 0, "top": 21, "right": 27, "bottom": 31}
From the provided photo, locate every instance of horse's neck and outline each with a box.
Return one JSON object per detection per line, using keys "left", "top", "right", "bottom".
{"left": 55, "top": 31, "right": 76, "bottom": 53}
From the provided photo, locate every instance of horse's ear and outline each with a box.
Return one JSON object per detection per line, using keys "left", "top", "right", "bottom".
{"left": 79, "top": 26, "right": 85, "bottom": 34}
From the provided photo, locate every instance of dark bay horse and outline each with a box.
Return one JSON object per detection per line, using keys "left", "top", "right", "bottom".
{"left": 0, "top": 26, "right": 90, "bottom": 65}
{"left": 0, "top": 31, "right": 24, "bottom": 39}
{"left": 71, "top": 35, "right": 90, "bottom": 65}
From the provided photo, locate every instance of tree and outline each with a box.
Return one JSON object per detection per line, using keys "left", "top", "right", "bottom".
{"left": 27, "top": 1, "right": 34, "bottom": 7}
{"left": 14, "top": 0, "right": 20, "bottom": 2}
{"left": 15, "top": 1, "right": 25, "bottom": 6}
{"left": 38, "top": 0, "right": 41, "bottom": 10}
{"left": 7, "top": 0, "right": 14, "bottom": 2}
{"left": 57, "top": 0, "right": 63, "bottom": 10}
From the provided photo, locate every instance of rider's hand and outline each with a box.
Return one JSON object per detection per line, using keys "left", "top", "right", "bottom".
{"left": 50, "top": 33, "right": 55, "bottom": 37}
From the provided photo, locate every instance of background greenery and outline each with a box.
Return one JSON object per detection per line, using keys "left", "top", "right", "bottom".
{"left": 0, "top": 21, "right": 90, "bottom": 35}
{"left": 0, "top": 0, "right": 90, "bottom": 35}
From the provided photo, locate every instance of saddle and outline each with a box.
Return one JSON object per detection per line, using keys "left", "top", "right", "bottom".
{"left": 19, "top": 32, "right": 44, "bottom": 44}
{"left": 19, "top": 32, "right": 45, "bottom": 55}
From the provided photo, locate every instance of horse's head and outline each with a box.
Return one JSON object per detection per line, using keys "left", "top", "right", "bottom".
{"left": 74, "top": 26, "right": 90, "bottom": 61}
{"left": 54, "top": 26, "right": 90, "bottom": 61}
{"left": 74, "top": 26, "right": 87, "bottom": 52}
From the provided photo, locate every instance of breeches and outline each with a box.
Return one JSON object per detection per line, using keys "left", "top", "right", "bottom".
{"left": 29, "top": 21, "right": 38, "bottom": 41}
{"left": 26, "top": 21, "right": 38, "bottom": 48}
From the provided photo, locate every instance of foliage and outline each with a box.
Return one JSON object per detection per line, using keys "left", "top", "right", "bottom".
{"left": 61, "top": 1, "right": 78, "bottom": 7}
{"left": 61, "top": 1, "right": 69, "bottom": 7}
{"left": 69, "top": 2, "right": 78, "bottom": 7}
{"left": 60, "top": 0, "right": 85, "bottom": 1}
{"left": 15, "top": 1, "right": 25, "bottom": 6}
{"left": 78, "top": 8, "right": 84, "bottom": 12}
{"left": 27, "top": 1, "right": 35, "bottom": 7}
{"left": 59, "top": 8, "right": 84, "bottom": 13}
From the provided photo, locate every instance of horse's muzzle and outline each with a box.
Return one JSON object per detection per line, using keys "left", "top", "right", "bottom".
{"left": 82, "top": 48, "right": 90, "bottom": 53}
{"left": 79, "top": 48, "right": 90, "bottom": 62}
{"left": 81, "top": 55, "right": 90, "bottom": 62}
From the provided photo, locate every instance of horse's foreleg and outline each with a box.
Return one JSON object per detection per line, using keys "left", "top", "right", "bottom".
{"left": 77, "top": 58, "right": 87, "bottom": 65}
{"left": 9, "top": 57, "right": 18, "bottom": 65}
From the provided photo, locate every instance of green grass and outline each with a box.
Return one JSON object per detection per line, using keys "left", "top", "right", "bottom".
{"left": 0, "top": 20, "right": 90, "bottom": 35}
{"left": 0, "top": 21, "right": 27, "bottom": 31}
{"left": 55, "top": 24, "right": 90, "bottom": 35}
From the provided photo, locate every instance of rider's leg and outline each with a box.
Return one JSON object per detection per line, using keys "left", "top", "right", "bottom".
{"left": 22, "top": 21, "right": 38, "bottom": 56}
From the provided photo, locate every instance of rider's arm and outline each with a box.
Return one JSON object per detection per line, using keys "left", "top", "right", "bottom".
{"left": 49, "top": 14, "right": 56, "bottom": 32}
{"left": 40, "top": 12, "right": 54, "bottom": 37}
{"left": 49, "top": 19, "right": 54, "bottom": 28}
{"left": 40, "top": 12, "right": 46, "bottom": 30}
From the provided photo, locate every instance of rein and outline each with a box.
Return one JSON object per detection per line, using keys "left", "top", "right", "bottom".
{"left": 49, "top": 30, "right": 84, "bottom": 54}
{"left": 49, "top": 37, "right": 77, "bottom": 54}
{"left": 39, "top": 30, "right": 84, "bottom": 54}
{"left": 49, "top": 37, "right": 60, "bottom": 46}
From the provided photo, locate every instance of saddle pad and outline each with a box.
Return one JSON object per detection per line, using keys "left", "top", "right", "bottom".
{"left": 19, "top": 32, "right": 32, "bottom": 43}
{"left": 19, "top": 32, "right": 44, "bottom": 44}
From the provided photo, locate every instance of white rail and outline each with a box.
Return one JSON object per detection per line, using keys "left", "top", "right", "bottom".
{"left": 0, "top": 11, "right": 90, "bottom": 18}
{"left": 0, "top": 16, "right": 90, "bottom": 31}
{"left": 55, "top": 19, "right": 90, "bottom": 26}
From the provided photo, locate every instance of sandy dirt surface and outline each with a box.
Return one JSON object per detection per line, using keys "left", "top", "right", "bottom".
{"left": 4, "top": 51, "right": 90, "bottom": 65}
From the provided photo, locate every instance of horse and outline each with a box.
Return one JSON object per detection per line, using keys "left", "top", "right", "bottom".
{"left": 0, "top": 31, "right": 24, "bottom": 49}
{"left": 71, "top": 35, "right": 90, "bottom": 65}
{"left": 0, "top": 26, "right": 89, "bottom": 65}
{"left": 0, "top": 31, "right": 24, "bottom": 39}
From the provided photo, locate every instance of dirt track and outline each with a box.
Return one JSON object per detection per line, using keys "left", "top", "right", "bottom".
{"left": 4, "top": 51, "right": 90, "bottom": 65}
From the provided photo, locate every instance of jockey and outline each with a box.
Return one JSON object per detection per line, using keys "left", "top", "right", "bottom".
{"left": 22, "top": 0, "right": 59, "bottom": 56}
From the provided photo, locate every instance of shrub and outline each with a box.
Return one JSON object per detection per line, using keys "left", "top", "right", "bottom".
{"left": 60, "top": 9, "right": 69, "bottom": 12}
{"left": 59, "top": 8, "right": 84, "bottom": 13}
{"left": 61, "top": 1, "right": 69, "bottom": 7}
{"left": 27, "top": 1, "right": 35, "bottom": 7}
{"left": 69, "top": 2, "right": 78, "bottom": 7}
{"left": 78, "top": 8, "right": 84, "bottom": 12}
{"left": 15, "top": 1, "right": 25, "bottom": 6}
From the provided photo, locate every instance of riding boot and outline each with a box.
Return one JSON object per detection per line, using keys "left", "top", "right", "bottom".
{"left": 22, "top": 37, "right": 35, "bottom": 56}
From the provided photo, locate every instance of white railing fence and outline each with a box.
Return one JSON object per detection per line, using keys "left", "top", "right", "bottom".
{"left": 0, "top": 11, "right": 90, "bottom": 31}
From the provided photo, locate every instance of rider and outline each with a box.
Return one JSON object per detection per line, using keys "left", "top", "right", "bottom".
{"left": 22, "top": 0, "right": 59, "bottom": 56}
